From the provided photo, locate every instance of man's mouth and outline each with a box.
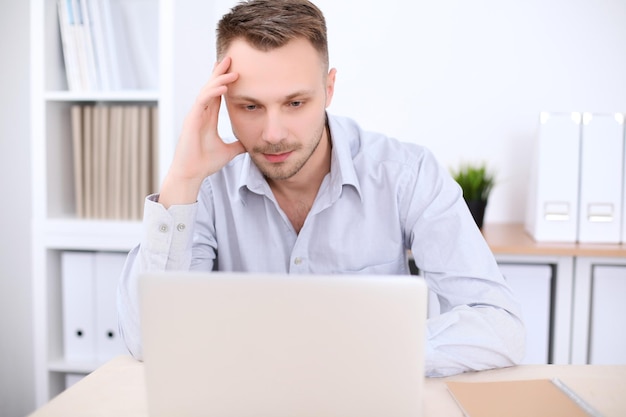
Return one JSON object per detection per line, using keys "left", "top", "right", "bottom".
{"left": 263, "top": 151, "right": 292, "bottom": 163}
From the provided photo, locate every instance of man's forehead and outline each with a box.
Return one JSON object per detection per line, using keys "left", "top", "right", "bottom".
{"left": 224, "top": 38, "right": 327, "bottom": 100}
{"left": 225, "top": 38, "right": 325, "bottom": 71}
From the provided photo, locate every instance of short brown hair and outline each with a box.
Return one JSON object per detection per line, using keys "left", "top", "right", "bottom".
{"left": 216, "top": 0, "right": 329, "bottom": 69}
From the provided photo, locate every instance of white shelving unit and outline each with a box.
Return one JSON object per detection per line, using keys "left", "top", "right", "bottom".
{"left": 30, "top": 0, "right": 225, "bottom": 404}
{"left": 29, "top": 0, "right": 179, "bottom": 405}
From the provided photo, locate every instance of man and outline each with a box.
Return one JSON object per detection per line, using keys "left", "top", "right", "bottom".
{"left": 118, "top": 0, "right": 525, "bottom": 377}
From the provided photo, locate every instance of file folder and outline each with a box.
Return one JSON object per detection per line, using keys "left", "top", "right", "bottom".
{"left": 446, "top": 378, "right": 596, "bottom": 417}
{"left": 525, "top": 112, "right": 582, "bottom": 242}
{"left": 94, "top": 251, "right": 130, "bottom": 361}
{"left": 578, "top": 113, "right": 624, "bottom": 243}
{"left": 61, "top": 251, "right": 97, "bottom": 362}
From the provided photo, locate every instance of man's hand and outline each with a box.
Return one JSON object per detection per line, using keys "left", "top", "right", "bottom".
{"left": 158, "top": 57, "right": 245, "bottom": 208}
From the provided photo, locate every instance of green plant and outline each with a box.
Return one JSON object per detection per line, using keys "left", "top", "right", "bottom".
{"left": 451, "top": 163, "right": 495, "bottom": 202}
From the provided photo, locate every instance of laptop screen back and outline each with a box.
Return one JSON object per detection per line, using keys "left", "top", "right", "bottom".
{"left": 139, "top": 272, "right": 427, "bottom": 417}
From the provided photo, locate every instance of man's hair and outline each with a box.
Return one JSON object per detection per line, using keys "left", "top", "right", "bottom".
{"left": 216, "top": 0, "right": 329, "bottom": 69}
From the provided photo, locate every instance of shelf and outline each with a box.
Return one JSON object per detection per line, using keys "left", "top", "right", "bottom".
{"left": 483, "top": 223, "right": 626, "bottom": 258}
{"left": 44, "top": 90, "right": 160, "bottom": 102}
{"left": 31, "top": 0, "right": 168, "bottom": 405}
{"left": 42, "top": 218, "right": 142, "bottom": 251}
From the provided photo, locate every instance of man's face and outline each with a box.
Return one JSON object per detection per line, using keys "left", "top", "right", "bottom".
{"left": 224, "top": 38, "right": 336, "bottom": 181}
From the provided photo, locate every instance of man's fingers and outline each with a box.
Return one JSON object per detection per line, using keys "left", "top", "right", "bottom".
{"left": 195, "top": 72, "right": 238, "bottom": 111}
{"left": 191, "top": 57, "right": 238, "bottom": 111}
{"left": 206, "top": 94, "right": 222, "bottom": 132}
{"left": 213, "top": 56, "right": 232, "bottom": 75}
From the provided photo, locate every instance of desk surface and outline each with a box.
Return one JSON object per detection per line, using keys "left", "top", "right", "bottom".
{"left": 29, "top": 355, "right": 626, "bottom": 417}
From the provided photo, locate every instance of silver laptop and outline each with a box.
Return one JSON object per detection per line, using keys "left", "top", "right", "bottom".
{"left": 139, "top": 272, "right": 427, "bottom": 417}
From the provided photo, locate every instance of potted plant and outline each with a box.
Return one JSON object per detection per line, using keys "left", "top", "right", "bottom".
{"left": 451, "top": 162, "right": 495, "bottom": 229}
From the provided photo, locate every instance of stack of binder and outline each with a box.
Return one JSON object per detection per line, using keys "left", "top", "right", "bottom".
{"left": 70, "top": 104, "right": 159, "bottom": 220}
{"left": 525, "top": 111, "right": 625, "bottom": 243}
{"left": 56, "top": 0, "right": 157, "bottom": 91}
{"left": 61, "top": 251, "right": 129, "bottom": 363}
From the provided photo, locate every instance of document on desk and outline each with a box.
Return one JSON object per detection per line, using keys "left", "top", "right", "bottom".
{"left": 446, "top": 378, "right": 602, "bottom": 417}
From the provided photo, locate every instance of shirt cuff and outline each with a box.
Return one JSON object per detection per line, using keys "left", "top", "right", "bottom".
{"left": 141, "top": 193, "right": 198, "bottom": 269}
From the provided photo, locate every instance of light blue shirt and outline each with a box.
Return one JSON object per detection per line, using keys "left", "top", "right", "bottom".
{"left": 118, "top": 114, "right": 525, "bottom": 377}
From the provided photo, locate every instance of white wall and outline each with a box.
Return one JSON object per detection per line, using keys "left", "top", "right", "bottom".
{"left": 178, "top": 0, "right": 626, "bottom": 223}
{"left": 321, "top": 0, "right": 626, "bottom": 223}
{"left": 0, "top": 2, "right": 35, "bottom": 417}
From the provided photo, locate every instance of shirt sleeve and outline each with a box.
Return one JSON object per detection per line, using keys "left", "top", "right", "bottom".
{"left": 424, "top": 304, "right": 525, "bottom": 377}
{"left": 117, "top": 194, "right": 198, "bottom": 360}
{"left": 402, "top": 148, "right": 526, "bottom": 377}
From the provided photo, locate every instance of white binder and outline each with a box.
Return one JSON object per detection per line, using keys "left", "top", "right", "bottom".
{"left": 61, "top": 251, "right": 97, "bottom": 362}
{"left": 578, "top": 113, "right": 624, "bottom": 243}
{"left": 94, "top": 251, "right": 130, "bottom": 361}
{"left": 525, "top": 112, "right": 582, "bottom": 242}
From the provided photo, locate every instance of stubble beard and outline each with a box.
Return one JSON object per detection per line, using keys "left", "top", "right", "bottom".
{"left": 251, "top": 121, "right": 326, "bottom": 181}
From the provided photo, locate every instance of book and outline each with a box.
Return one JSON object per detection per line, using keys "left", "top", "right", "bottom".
{"left": 92, "top": 105, "right": 102, "bottom": 218}
{"left": 75, "top": 0, "right": 100, "bottom": 90}
{"left": 70, "top": 105, "right": 84, "bottom": 217}
{"left": 69, "top": 0, "right": 91, "bottom": 90}
{"left": 446, "top": 378, "right": 601, "bottom": 417}
{"left": 138, "top": 105, "right": 151, "bottom": 217}
{"left": 96, "top": 105, "right": 110, "bottom": 218}
{"left": 57, "top": 0, "right": 81, "bottom": 90}
{"left": 108, "top": 106, "right": 123, "bottom": 219}
{"left": 85, "top": 0, "right": 107, "bottom": 90}
{"left": 83, "top": 105, "right": 94, "bottom": 218}
{"left": 105, "top": 0, "right": 137, "bottom": 89}
{"left": 97, "top": 0, "right": 122, "bottom": 90}
{"left": 127, "top": 106, "right": 140, "bottom": 220}
{"left": 120, "top": 106, "right": 132, "bottom": 219}
{"left": 115, "top": 0, "right": 158, "bottom": 89}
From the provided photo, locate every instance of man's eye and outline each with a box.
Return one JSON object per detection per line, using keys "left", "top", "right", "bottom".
{"left": 244, "top": 104, "right": 257, "bottom": 111}
{"left": 289, "top": 101, "right": 303, "bottom": 108}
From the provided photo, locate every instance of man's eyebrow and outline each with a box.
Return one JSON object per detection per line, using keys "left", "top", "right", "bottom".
{"left": 228, "top": 90, "right": 314, "bottom": 102}
{"left": 284, "top": 90, "right": 314, "bottom": 100}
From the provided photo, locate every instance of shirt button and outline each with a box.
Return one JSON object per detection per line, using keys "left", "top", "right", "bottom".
{"left": 294, "top": 257, "right": 303, "bottom": 265}
{"left": 159, "top": 224, "right": 168, "bottom": 233}
{"left": 176, "top": 223, "right": 186, "bottom": 232}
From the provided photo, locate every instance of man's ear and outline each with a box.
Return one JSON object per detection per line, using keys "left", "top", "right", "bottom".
{"left": 325, "top": 68, "right": 337, "bottom": 108}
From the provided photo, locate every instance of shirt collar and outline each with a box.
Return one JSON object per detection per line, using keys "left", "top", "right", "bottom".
{"left": 327, "top": 114, "right": 362, "bottom": 200}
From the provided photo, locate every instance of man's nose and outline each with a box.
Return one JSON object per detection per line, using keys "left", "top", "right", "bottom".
{"left": 261, "top": 109, "right": 288, "bottom": 144}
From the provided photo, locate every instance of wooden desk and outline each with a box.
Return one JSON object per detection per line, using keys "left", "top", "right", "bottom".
{"left": 482, "top": 223, "right": 626, "bottom": 257}
{"left": 29, "top": 355, "right": 626, "bottom": 417}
